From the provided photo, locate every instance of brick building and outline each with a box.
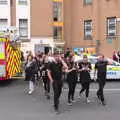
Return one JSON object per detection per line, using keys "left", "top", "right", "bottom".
{"left": 64, "top": 0, "right": 120, "bottom": 57}
{"left": 0, "top": 0, "right": 120, "bottom": 57}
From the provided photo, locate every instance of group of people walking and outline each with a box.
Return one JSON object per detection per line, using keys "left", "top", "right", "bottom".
{"left": 113, "top": 51, "right": 120, "bottom": 62}
{"left": 24, "top": 51, "right": 109, "bottom": 114}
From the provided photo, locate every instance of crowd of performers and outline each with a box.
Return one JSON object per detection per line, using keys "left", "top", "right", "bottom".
{"left": 24, "top": 51, "right": 109, "bottom": 114}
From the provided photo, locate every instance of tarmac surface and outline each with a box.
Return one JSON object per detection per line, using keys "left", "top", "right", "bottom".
{"left": 0, "top": 79, "right": 120, "bottom": 120}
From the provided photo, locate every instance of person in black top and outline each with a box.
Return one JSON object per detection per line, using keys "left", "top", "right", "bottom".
{"left": 33, "top": 56, "right": 41, "bottom": 82}
{"left": 117, "top": 51, "right": 120, "bottom": 63}
{"left": 67, "top": 57, "right": 78, "bottom": 106}
{"left": 25, "top": 55, "right": 38, "bottom": 95}
{"left": 41, "top": 62, "right": 50, "bottom": 99}
{"left": 33, "top": 54, "right": 44, "bottom": 84}
{"left": 47, "top": 53, "right": 68, "bottom": 114}
{"left": 64, "top": 48, "right": 71, "bottom": 58}
{"left": 78, "top": 55, "right": 92, "bottom": 103}
{"left": 94, "top": 55, "right": 108, "bottom": 106}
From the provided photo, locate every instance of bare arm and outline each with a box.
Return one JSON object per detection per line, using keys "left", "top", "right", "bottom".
{"left": 67, "top": 68, "right": 75, "bottom": 73}
{"left": 107, "top": 60, "right": 113, "bottom": 65}
{"left": 59, "top": 58, "right": 68, "bottom": 72}
{"left": 61, "top": 59, "right": 68, "bottom": 70}
{"left": 94, "top": 68, "right": 97, "bottom": 77}
{"left": 78, "top": 63, "right": 85, "bottom": 72}
{"left": 47, "top": 70, "right": 53, "bottom": 83}
{"left": 94, "top": 67, "right": 97, "bottom": 81}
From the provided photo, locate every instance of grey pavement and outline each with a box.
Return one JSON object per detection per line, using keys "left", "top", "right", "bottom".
{"left": 0, "top": 79, "right": 120, "bottom": 120}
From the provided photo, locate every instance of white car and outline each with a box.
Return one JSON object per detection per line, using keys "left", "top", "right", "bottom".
{"left": 74, "top": 56, "right": 120, "bottom": 80}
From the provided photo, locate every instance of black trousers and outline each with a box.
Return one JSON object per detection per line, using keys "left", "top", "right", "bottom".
{"left": 97, "top": 73, "right": 106, "bottom": 102}
{"left": 80, "top": 82, "right": 90, "bottom": 98}
{"left": 68, "top": 80, "right": 77, "bottom": 102}
{"left": 97, "top": 81, "right": 106, "bottom": 102}
{"left": 35, "top": 73, "right": 39, "bottom": 81}
{"left": 43, "top": 77, "right": 50, "bottom": 94}
{"left": 52, "top": 81, "right": 62, "bottom": 111}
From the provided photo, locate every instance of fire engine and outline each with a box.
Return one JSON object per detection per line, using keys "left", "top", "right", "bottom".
{"left": 0, "top": 33, "right": 21, "bottom": 80}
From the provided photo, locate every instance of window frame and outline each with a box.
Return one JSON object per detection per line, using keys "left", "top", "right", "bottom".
{"left": 19, "top": 19, "right": 28, "bottom": 38}
{"left": 107, "top": 17, "right": 117, "bottom": 37}
{"left": 0, "top": 19, "right": 8, "bottom": 31}
{"left": 84, "top": 20, "right": 92, "bottom": 40}
{"left": 53, "top": 26, "right": 63, "bottom": 40}
{"left": 53, "top": 2, "right": 62, "bottom": 22}
{"left": 0, "top": 0, "right": 8, "bottom": 5}
{"left": 18, "top": 0, "right": 27, "bottom": 5}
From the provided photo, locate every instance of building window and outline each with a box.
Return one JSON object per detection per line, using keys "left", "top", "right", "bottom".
{"left": 84, "top": 0, "right": 92, "bottom": 4}
{"left": 107, "top": 17, "right": 116, "bottom": 37}
{"left": 0, "top": 19, "right": 8, "bottom": 31}
{"left": 0, "top": 0, "right": 8, "bottom": 4}
{"left": 18, "top": 0, "right": 27, "bottom": 5}
{"left": 53, "top": 27, "right": 62, "bottom": 40}
{"left": 84, "top": 20, "right": 92, "bottom": 39}
{"left": 53, "top": 2, "right": 62, "bottom": 22}
{"left": 19, "top": 19, "right": 28, "bottom": 38}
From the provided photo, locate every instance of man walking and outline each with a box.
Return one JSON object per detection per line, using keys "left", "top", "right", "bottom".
{"left": 94, "top": 55, "right": 109, "bottom": 106}
{"left": 78, "top": 55, "right": 92, "bottom": 103}
{"left": 66, "top": 56, "right": 78, "bottom": 106}
{"left": 47, "top": 53, "right": 68, "bottom": 114}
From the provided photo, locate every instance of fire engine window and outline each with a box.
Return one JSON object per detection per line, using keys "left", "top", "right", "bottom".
{"left": 0, "top": 43, "right": 5, "bottom": 59}
{"left": 0, "top": 65, "right": 6, "bottom": 77}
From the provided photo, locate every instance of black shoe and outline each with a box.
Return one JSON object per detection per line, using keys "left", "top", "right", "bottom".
{"left": 54, "top": 109, "right": 60, "bottom": 114}
{"left": 71, "top": 98, "right": 76, "bottom": 103}
{"left": 67, "top": 102, "right": 72, "bottom": 106}
{"left": 46, "top": 95, "right": 50, "bottom": 100}
{"left": 45, "top": 91, "right": 47, "bottom": 96}
{"left": 101, "top": 101, "right": 106, "bottom": 106}
{"left": 78, "top": 93, "right": 82, "bottom": 99}
{"left": 97, "top": 94, "right": 100, "bottom": 100}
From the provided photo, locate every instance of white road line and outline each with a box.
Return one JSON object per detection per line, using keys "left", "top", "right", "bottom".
{"left": 63, "top": 89, "right": 120, "bottom": 92}
{"left": 90, "top": 89, "right": 120, "bottom": 92}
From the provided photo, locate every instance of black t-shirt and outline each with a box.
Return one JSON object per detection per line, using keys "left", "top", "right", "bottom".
{"left": 79, "top": 61, "right": 91, "bottom": 82}
{"left": 95, "top": 60, "right": 108, "bottom": 74}
{"left": 65, "top": 51, "right": 70, "bottom": 58}
{"left": 35, "top": 59, "right": 42, "bottom": 71}
{"left": 67, "top": 61, "right": 77, "bottom": 78}
{"left": 41, "top": 63, "right": 48, "bottom": 78}
{"left": 47, "top": 61, "right": 63, "bottom": 82}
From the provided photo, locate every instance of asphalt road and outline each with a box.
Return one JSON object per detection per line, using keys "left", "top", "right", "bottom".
{"left": 0, "top": 79, "right": 120, "bottom": 120}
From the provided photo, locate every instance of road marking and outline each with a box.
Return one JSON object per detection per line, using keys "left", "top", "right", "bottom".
{"left": 63, "top": 88, "right": 120, "bottom": 92}
{"left": 90, "top": 89, "right": 120, "bottom": 92}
